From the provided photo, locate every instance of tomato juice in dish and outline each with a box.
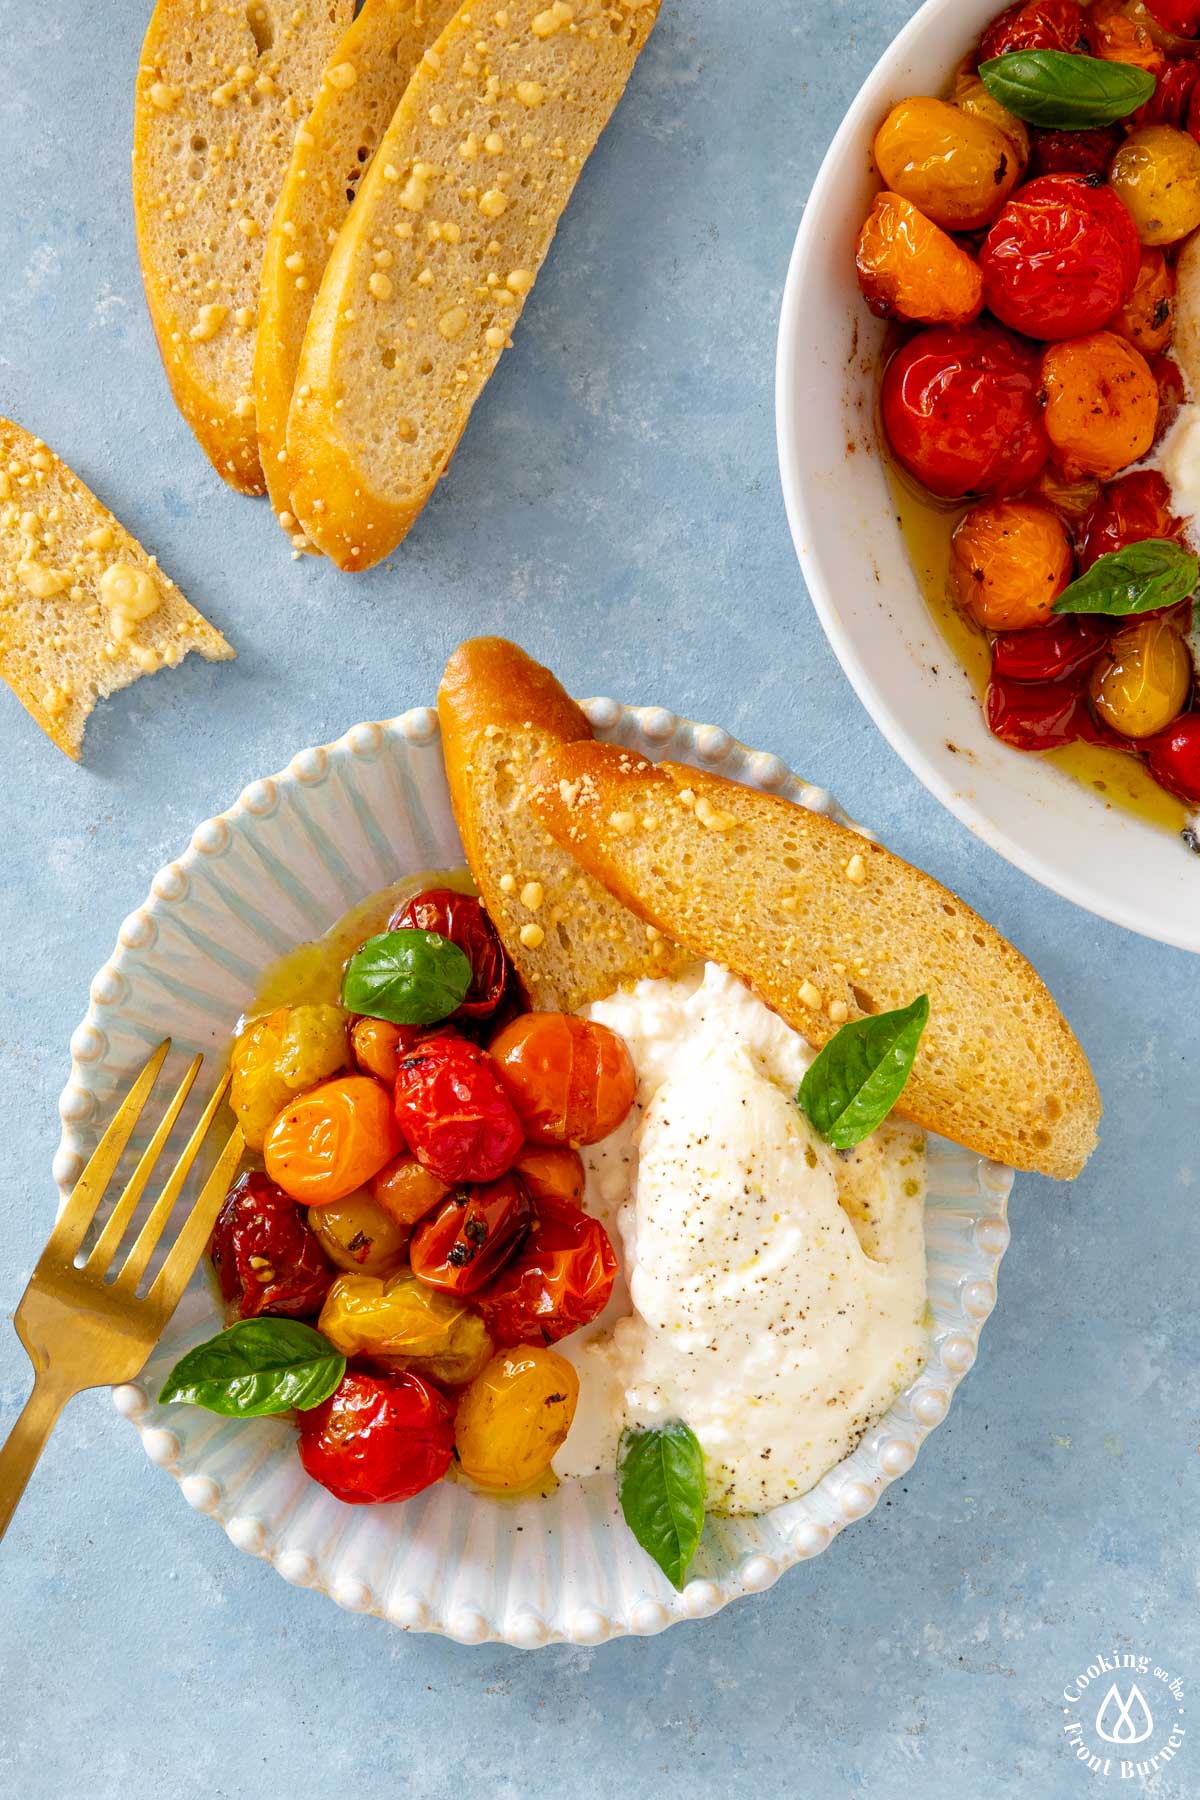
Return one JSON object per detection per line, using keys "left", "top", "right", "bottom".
{"left": 858, "top": 0, "right": 1200, "bottom": 854}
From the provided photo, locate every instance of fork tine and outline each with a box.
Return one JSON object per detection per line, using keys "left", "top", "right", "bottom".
{"left": 113, "top": 1070, "right": 233, "bottom": 1294}
{"left": 83, "top": 1053, "right": 203, "bottom": 1279}
{"left": 143, "top": 1124, "right": 244, "bottom": 1321}
{"left": 40, "top": 1040, "right": 172, "bottom": 1267}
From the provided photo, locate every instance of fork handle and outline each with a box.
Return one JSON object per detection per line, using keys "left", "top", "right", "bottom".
{"left": 0, "top": 1375, "right": 71, "bottom": 1545}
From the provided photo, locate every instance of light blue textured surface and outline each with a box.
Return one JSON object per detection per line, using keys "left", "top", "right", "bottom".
{"left": 0, "top": 1, "right": 1195, "bottom": 1794}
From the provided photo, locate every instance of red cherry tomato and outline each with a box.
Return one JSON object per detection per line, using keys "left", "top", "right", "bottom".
{"left": 1146, "top": 713, "right": 1200, "bottom": 800}
{"left": 388, "top": 889, "right": 509, "bottom": 1020}
{"left": 476, "top": 1195, "right": 618, "bottom": 1348}
{"left": 263, "top": 1075, "right": 403, "bottom": 1205}
{"left": 1028, "top": 124, "right": 1122, "bottom": 179}
{"left": 298, "top": 1368, "right": 453, "bottom": 1504}
{"left": 1149, "top": 352, "right": 1186, "bottom": 446}
{"left": 209, "top": 1171, "right": 334, "bottom": 1320}
{"left": 991, "top": 615, "right": 1110, "bottom": 682}
{"left": 986, "top": 670, "right": 1111, "bottom": 749}
{"left": 1136, "top": 55, "right": 1199, "bottom": 127}
{"left": 881, "top": 323, "right": 1050, "bottom": 500}
{"left": 979, "top": 174, "right": 1140, "bottom": 340}
{"left": 393, "top": 1035, "right": 523, "bottom": 1184}
{"left": 1077, "top": 469, "right": 1186, "bottom": 570}
{"left": 980, "top": 0, "right": 1093, "bottom": 56}
{"left": 1146, "top": 0, "right": 1200, "bottom": 35}
{"left": 409, "top": 1171, "right": 534, "bottom": 1295}
{"left": 488, "top": 1013, "right": 636, "bottom": 1146}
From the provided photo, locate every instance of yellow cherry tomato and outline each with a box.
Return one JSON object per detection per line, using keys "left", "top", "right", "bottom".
{"left": 1089, "top": 615, "right": 1191, "bottom": 738}
{"left": 318, "top": 1270, "right": 493, "bottom": 1385}
{"left": 951, "top": 67, "right": 1030, "bottom": 169}
{"left": 308, "top": 1190, "right": 412, "bottom": 1276}
{"left": 264, "top": 1074, "right": 403, "bottom": 1204}
{"left": 229, "top": 1004, "right": 349, "bottom": 1151}
{"left": 873, "top": 96, "right": 1022, "bottom": 231}
{"left": 454, "top": 1347, "right": 579, "bottom": 1491}
{"left": 1109, "top": 126, "right": 1200, "bottom": 246}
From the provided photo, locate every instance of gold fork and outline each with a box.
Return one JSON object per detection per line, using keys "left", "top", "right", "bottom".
{"left": 0, "top": 1040, "right": 244, "bottom": 1544}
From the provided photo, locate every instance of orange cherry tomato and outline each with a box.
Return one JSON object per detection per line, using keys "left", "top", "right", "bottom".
{"left": 950, "top": 500, "right": 1073, "bottom": 632}
{"left": 1040, "top": 331, "right": 1159, "bottom": 480}
{"left": 1109, "top": 248, "right": 1176, "bottom": 356}
{"left": 488, "top": 1013, "right": 636, "bottom": 1146}
{"left": 855, "top": 191, "right": 983, "bottom": 327}
{"left": 409, "top": 1171, "right": 534, "bottom": 1296}
{"left": 351, "top": 1016, "right": 407, "bottom": 1084}
{"left": 513, "top": 1144, "right": 586, "bottom": 1208}
{"left": 264, "top": 1075, "right": 403, "bottom": 1204}
{"left": 370, "top": 1153, "right": 452, "bottom": 1227}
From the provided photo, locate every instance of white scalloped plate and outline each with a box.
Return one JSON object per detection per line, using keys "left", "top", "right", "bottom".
{"left": 58, "top": 702, "right": 1012, "bottom": 1648}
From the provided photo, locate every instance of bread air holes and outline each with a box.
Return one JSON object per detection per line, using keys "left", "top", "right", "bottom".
{"left": 851, "top": 985, "right": 877, "bottom": 1015}
{"left": 246, "top": 2, "right": 274, "bottom": 54}
{"left": 380, "top": 345, "right": 397, "bottom": 370}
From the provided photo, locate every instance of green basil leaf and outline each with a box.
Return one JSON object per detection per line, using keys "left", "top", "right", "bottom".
{"left": 1052, "top": 539, "right": 1199, "bottom": 617}
{"left": 797, "top": 995, "right": 929, "bottom": 1149}
{"left": 341, "top": 928, "right": 472, "bottom": 1025}
{"left": 618, "top": 1421, "right": 706, "bottom": 1590}
{"left": 158, "top": 1319, "right": 345, "bottom": 1417}
{"left": 979, "top": 50, "right": 1155, "bottom": 128}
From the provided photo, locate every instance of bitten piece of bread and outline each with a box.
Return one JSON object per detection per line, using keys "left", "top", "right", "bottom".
{"left": 256, "top": 0, "right": 459, "bottom": 543}
{"left": 438, "top": 638, "right": 686, "bottom": 1010}
{"left": 528, "top": 743, "right": 1101, "bottom": 1179}
{"left": 133, "top": 0, "right": 353, "bottom": 493}
{"left": 288, "top": 0, "right": 661, "bottom": 569}
{"left": 0, "top": 420, "right": 234, "bottom": 759}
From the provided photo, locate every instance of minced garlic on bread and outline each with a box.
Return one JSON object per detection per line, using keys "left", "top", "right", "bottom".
{"left": 438, "top": 637, "right": 686, "bottom": 1010}
{"left": 0, "top": 420, "right": 234, "bottom": 759}
{"left": 288, "top": 0, "right": 661, "bottom": 570}
{"left": 528, "top": 742, "right": 1102, "bottom": 1180}
{"left": 133, "top": 0, "right": 353, "bottom": 495}
{"left": 256, "top": 0, "right": 459, "bottom": 545}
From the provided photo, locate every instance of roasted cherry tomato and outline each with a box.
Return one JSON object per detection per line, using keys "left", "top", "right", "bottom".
{"left": 513, "top": 1144, "right": 586, "bottom": 1209}
{"left": 1145, "top": 0, "right": 1200, "bottom": 39}
{"left": 229, "top": 1004, "right": 349, "bottom": 1152}
{"left": 1041, "top": 330, "right": 1159, "bottom": 478}
{"left": 872, "top": 97, "right": 1022, "bottom": 231}
{"left": 1027, "top": 124, "right": 1122, "bottom": 180}
{"left": 318, "top": 1270, "right": 493, "bottom": 1386}
{"left": 978, "top": 174, "right": 1140, "bottom": 339}
{"left": 476, "top": 1195, "right": 618, "bottom": 1348}
{"left": 1025, "top": 464, "right": 1103, "bottom": 524}
{"left": 308, "top": 1190, "right": 411, "bottom": 1276}
{"left": 409, "top": 1171, "right": 534, "bottom": 1296}
{"left": 980, "top": 0, "right": 1093, "bottom": 56}
{"left": 488, "top": 1013, "right": 636, "bottom": 1146}
{"left": 952, "top": 67, "right": 1031, "bottom": 166}
{"left": 1110, "top": 124, "right": 1200, "bottom": 243}
{"left": 393, "top": 1035, "right": 524, "bottom": 1184}
{"left": 881, "top": 322, "right": 1049, "bottom": 499}
{"left": 1134, "top": 53, "right": 1199, "bottom": 126}
{"left": 1090, "top": 0, "right": 1169, "bottom": 74}
{"left": 855, "top": 191, "right": 983, "bottom": 326}
{"left": 389, "top": 889, "right": 509, "bottom": 1019}
{"left": 991, "top": 615, "right": 1110, "bottom": 682}
{"left": 264, "top": 1074, "right": 403, "bottom": 1204}
{"left": 370, "top": 1152, "right": 452, "bottom": 1226}
{"left": 351, "top": 1016, "right": 410, "bottom": 1085}
{"left": 297, "top": 1367, "right": 453, "bottom": 1505}
{"left": 1109, "top": 247, "right": 1176, "bottom": 355}
{"left": 454, "top": 1347, "right": 580, "bottom": 1491}
{"left": 210, "top": 1170, "right": 334, "bottom": 1320}
{"left": 1089, "top": 615, "right": 1192, "bottom": 736}
{"left": 950, "top": 499, "right": 1073, "bottom": 631}
{"left": 1077, "top": 468, "right": 1186, "bottom": 569}
{"left": 986, "top": 670, "right": 1111, "bottom": 749}
{"left": 1150, "top": 350, "right": 1186, "bottom": 445}
{"left": 1146, "top": 712, "right": 1200, "bottom": 799}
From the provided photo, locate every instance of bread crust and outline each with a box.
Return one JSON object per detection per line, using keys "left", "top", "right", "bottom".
{"left": 528, "top": 741, "right": 1102, "bottom": 1180}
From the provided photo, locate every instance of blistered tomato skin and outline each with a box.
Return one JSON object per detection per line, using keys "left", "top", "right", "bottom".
{"left": 873, "top": 97, "right": 1022, "bottom": 231}
{"left": 229, "top": 1005, "right": 349, "bottom": 1152}
{"left": 1110, "top": 124, "right": 1200, "bottom": 243}
{"left": 308, "top": 1190, "right": 412, "bottom": 1276}
{"left": 476, "top": 1195, "right": 618, "bottom": 1348}
{"left": 1145, "top": 1, "right": 1200, "bottom": 41}
{"left": 1134, "top": 53, "right": 1199, "bottom": 128}
{"left": 1078, "top": 469, "right": 1186, "bottom": 569}
{"left": 1091, "top": 0, "right": 1169, "bottom": 73}
{"left": 264, "top": 1075, "right": 403, "bottom": 1205}
{"left": 1026, "top": 465, "right": 1103, "bottom": 524}
{"left": 210, "top": 1171, "right": 335, "bottom": 1321}
{"left": 1028, "top": 125, "right": 1122, "bottom": 180}
{"left": 350, "top": 1016, "right": 408, "bottom": 1085}
{"left": 855, "top": 192, "right": 984, "bottom": 326}
{"left": 1150, "top": 351, "right": 1187, "bottom": 445}
{"left": 393, "top": 1036, "right": 524, "bottom": 1184}
{"left": 1146, "top": 713, "right": 1200, "bottom": 800}
{"left": 991, "top": 615, "right": 1110, "bottom": 682}
{"left": 298, "top": 1368, "right": 454, "bottom": 1505}
{"left": 952, "top": 68, "right": 1031, "bottom": 164}
{"left": 488, "top": 1013, "right": 637, "bottom": 1146}
{"left": 950, "top": 500, "right": 1074, "bottom": 631}
{"left": 370, "top": 1153, "right": 452, "bottom": 1227}
{"left": 318, "top": 1270, "right": 493, "bottom": 1386}
{"left": 980, "top": 0, "right": 1093, "bottom": 56}
{"left": 1089, "top": 616, "right": 1192, "bottom": 737}
{"left": 389, "top": 889, "right": 509, "bottom": 1020}
{"left": 1041, "top": 330, "right": 1159, "bottom": 478}
{"left": 513, "top": 1145, "right": 586, "bottom": 1209}
{"left": 986, "top": 672, "right": 1104, "bottom": 750}
{"left": 881, "top": 323, "right": 1050, "bottom": 500}
{"left": 455, "top": 1347, "right": 580, "bottom": 1491}
{"left": 1110, "top": 248, "right": 1176, "bottom": 355}
{"left": 979, "top": 175, "right": 1141, "bottom": 340}
{"left": 409, "top": 1172, "right": 534, "bottom": 1296}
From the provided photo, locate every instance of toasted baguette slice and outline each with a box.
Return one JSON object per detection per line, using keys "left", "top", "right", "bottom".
{"left": 133, "top": 0, "right": 353, "bottom": 494}
{"left": 256, "top": 0, "right": 459, "bottom": 543}
{"left": 438, "top": 638, "right": 686, "bottom": 1010}
{"left": 528, "top": 743, "right": 1101, "bottom": 1179}
{"left": 0, "top": 420, "right": 234, "bottom": 759}
{"left": 288, "top": 0, "right": 661, "bottom": 569}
